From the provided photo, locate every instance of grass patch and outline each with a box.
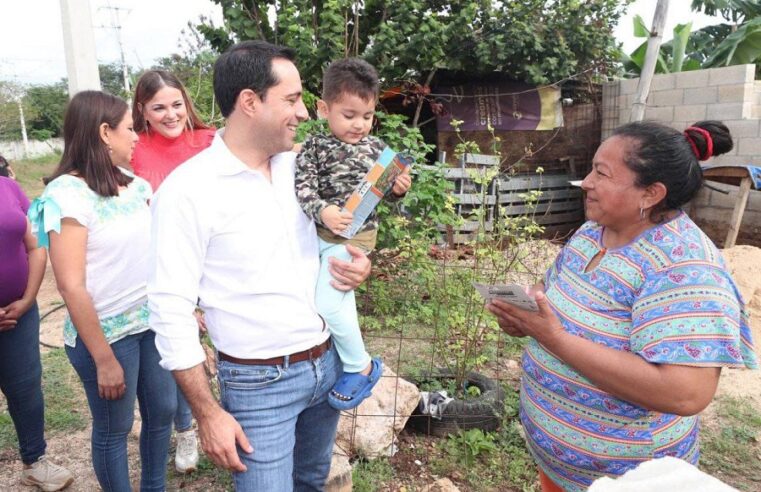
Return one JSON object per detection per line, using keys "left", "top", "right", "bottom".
{"left": 167, "top": 456, "right": 233, "bottom": 491}
{"left": 353, "top": 458, "right": 394, "bottom": 492}
{"left": 0, "top": 348, "right": 86, "bottom": 452}
{"left": 701, "top": 396, "right": 761, "bottom": 490}
{"left": 11, "top": 152, "right": 60, "bottom": 198}
{"left": 41, "top": 348, "right": 88, "bottom": 433}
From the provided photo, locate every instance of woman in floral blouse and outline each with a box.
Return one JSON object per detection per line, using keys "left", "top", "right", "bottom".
{"left": 29, "top": 91, "right": 176, "bottom": 492}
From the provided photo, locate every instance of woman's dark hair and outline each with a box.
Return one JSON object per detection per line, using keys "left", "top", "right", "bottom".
{"left": 610, "top": 120, "right": 733, "bottom": 216}
{"left": 45, "top": 91, "right": 133, "bottom": 197}
{"left": 132, "top": 70, "right": 210, "bottom": 134}
{"left": 213, "top": 40, "right": 296, "bottom": 118}
{"left": 322, "top": 58, "right": 379, "bottom": 103}
{"left": 0, "top": 154, "right": 10, "bottom": 177}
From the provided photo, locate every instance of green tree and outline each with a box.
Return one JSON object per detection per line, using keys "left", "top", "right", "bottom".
{"left": 0, "top": 81, "right": 24, "bottom": 140}
{"left": 99, "top": 62, "right": 136, "bottom": 99}
{"left": 23, "top": 82, "right": 68, "bottom": 140}
{"left": 624, "top": 1, "right": 761, "bottom": 76}
{"left": 198, "top": 0, "right": 629, "bottom": 99}
{"left": 153, "top": 17, "right": 222, "bottom": 127}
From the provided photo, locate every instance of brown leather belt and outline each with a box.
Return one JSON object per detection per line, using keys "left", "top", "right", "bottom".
{"left": 218, "top": 338, "right": 331, "bottom": 366}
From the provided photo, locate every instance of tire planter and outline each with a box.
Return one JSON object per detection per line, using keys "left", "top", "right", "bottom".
{"left": 406, "top": 368, "right": 506, "bottom": 438}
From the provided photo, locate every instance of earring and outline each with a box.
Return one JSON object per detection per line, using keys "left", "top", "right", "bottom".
{"left": 639, "top": 207, "right": 646, "bottom": 220}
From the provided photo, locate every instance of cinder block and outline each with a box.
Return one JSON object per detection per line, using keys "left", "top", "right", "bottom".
{"left": 684, "top": 86, "right": 718, "bottom": 104}
{"left": 619, "top": 78, "right": 639, "bottom": 96}
{"left": 709, "top": 64, "right": 755, "bottom": 86}
{"left": 651, "top": 89, "right": 684, "bottom": 107}
{"left": 676, "top": 104, "right": 707, "bottom": 122}
{"left": 651, "top": 73, "right": 677, "bottom": 91}
{"left": 668, "top": 121, "right": 688, "bottom": 131}
{"left": 644, "top": 105, "right": 674, "bottom": 121}
{"left": 718, "top": 83, "right": 754, "bottom": 103}
{"left": 676, "top": 70, "right": 710, "bottom": 89}
{"left": 738, "top": 137, "right": 761, "bottom": 156}
{"left": 705, "top": 102, "right": 748, "bottom": 120}
{"left": 723, "top": 119, "right": 759, "bottom": 138}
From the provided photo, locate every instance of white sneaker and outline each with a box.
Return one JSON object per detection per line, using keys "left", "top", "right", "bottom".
{"left": 175, "top": 429, "right": 199, "bottom": 473}
{"left": 21, "top": 456, "right": 74, "bottom": 491}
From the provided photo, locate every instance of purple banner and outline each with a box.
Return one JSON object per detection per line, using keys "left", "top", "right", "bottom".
{"left": 435, "top": 81, "right": 561, "bottom": 132}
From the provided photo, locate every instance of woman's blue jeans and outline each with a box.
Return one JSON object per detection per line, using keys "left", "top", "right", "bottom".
{"left": 66, "top": 329, "right": 176, "bottom": 492}
{"left": 0, "top": 302, "right": 47, "bottom": 465}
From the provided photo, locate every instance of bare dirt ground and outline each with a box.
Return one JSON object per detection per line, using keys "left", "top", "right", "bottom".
{"left": 2, "top": 243, "right": 760, "bottom": 491}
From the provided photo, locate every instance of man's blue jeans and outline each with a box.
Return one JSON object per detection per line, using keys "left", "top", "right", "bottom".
{"left": 0, "top": 303, "right": 46, "bottom": 465}
{"left": 217, "top": 341, "right": 342, "bottom": 491}
{"left": 66, "top": 329, "right": 176, "bottom": 492}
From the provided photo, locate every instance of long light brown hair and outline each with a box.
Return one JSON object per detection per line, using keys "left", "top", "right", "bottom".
{"left": 132, "top": 70, "right": 210, "bottom": 134}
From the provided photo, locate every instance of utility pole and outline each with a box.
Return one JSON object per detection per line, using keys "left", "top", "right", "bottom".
{"left": 60, "top": 0, "right": 101, "bottom": 96}
{"left": 4, "top": 82, "right": 29, "bottom": 157}
{"left": 630, "top": 0, "right": 670, "bottom": 122}
{"left": 98, "top": 4, "right": 132, "bottom": 96}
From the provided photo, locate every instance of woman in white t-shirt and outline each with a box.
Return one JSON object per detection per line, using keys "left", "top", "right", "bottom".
{"left": 29, "top": 91, "right": 176, "bottom": 492}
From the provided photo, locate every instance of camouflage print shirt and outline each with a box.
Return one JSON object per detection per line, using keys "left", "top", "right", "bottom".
{"left": 295, "top": 133, "right": 400, "bottom": 238}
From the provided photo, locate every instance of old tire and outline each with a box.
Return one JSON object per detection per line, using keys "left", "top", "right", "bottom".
{"left": 406, "top": 368, "right": 506, "bottom": 437}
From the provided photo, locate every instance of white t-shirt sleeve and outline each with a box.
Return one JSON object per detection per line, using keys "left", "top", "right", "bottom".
{"left": 45, "top": 176, "right": 93, "bottom": 228}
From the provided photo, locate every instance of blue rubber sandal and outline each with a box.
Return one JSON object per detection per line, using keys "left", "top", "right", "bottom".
{"left": 328, "top": 358, "right": 383, "bottom": 411}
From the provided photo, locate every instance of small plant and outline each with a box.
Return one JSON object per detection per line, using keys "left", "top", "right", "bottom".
{"left": 352, "top": 458, "right": 394, "bottom": 492}
{"left": 445, "top": 429, "right": 498, "bottom": 466}
{"left": 427, "top": 122, "right": 546, "bottom": 392}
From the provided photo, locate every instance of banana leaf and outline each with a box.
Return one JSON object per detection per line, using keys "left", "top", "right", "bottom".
{"left": 704, "top": 17, "right": 761, "bottom": 67}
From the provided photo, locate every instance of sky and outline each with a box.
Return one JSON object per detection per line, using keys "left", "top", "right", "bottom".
{"left": 0, "top": 0, "right": 728, "bottom": 87}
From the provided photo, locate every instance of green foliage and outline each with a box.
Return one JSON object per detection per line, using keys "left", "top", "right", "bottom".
{"left": 429, "top": 385, "right": 538, "bottom": 490}
{"left": 624, "top": 1, "right": 761, "bottom": 76}
{"left": 202, "top": 0, "right": 627, "bottom": 97}
{"left": 19, "top": 82, "right": 68, "bottom": 140}
{"left": 704, "top": 16, "right": 761, "bottom": 67}
{"left": 0, "top": 81, "right": 24, "bottom": 140}
{"left": 445, "top": 429, "right": 497, "bottom": 467}
{"left": 373, "top": 112, "right": 458, "bottom": 249}
{"left": 154, "top": 49, "right": 221, "bottom": 127}
{"left": 360, "top": 124, "right": 546, "bottom": 393}
{"left": 352, "top": 458, "right": 394, "bottom": 492}
{"left": 99, "top": 62, "right": 136, "bottom": 99}
{"left": 692, "top": 0, "right": 761, "bottom": 24}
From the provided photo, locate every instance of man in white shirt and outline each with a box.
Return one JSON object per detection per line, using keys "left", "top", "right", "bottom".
{"left": 148, "top": 40, "right": 371, "bottom": 491}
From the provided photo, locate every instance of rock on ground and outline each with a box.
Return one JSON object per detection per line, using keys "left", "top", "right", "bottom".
{"left": 334, "top": 364, "right": 420, "bottom": 459}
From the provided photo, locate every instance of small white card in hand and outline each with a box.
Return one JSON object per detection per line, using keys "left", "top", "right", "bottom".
{"left": 473, "top": 282, "right": 539, "bottom": 312}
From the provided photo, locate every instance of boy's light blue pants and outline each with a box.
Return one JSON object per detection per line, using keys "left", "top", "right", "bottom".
{"left": 315, "top": 238, "right": 371, "bottom": 373}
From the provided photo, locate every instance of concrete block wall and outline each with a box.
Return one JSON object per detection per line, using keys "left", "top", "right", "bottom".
{"left": 0, "top": 138, "right": 64, "bottom": 161}
{"left": 602, "top": 65, "right": 761, "bottom": 245}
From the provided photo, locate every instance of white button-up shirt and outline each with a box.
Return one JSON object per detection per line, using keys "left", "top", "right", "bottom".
{"left": 148, "top": 132, "right": 326, "bottom": 371}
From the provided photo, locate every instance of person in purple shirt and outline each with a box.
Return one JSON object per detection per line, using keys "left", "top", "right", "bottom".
{"left": 0, "top": 176, "right": 74, "bottom": 491}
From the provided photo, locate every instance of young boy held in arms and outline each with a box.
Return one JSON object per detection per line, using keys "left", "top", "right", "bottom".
{"left": 295, "top": 58, "right": 412, "bottom": 410}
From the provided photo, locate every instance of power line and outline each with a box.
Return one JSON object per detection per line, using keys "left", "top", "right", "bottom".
{"left": 96, "top": 3, "right": 132, "bottom": 94}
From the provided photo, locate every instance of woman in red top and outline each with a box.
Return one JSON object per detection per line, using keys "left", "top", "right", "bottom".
{"left": 131, "top": 70, "right": 216, "bottom": 191}
{"left": 131, "top": 70, "right": 215, "bottom": 473}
